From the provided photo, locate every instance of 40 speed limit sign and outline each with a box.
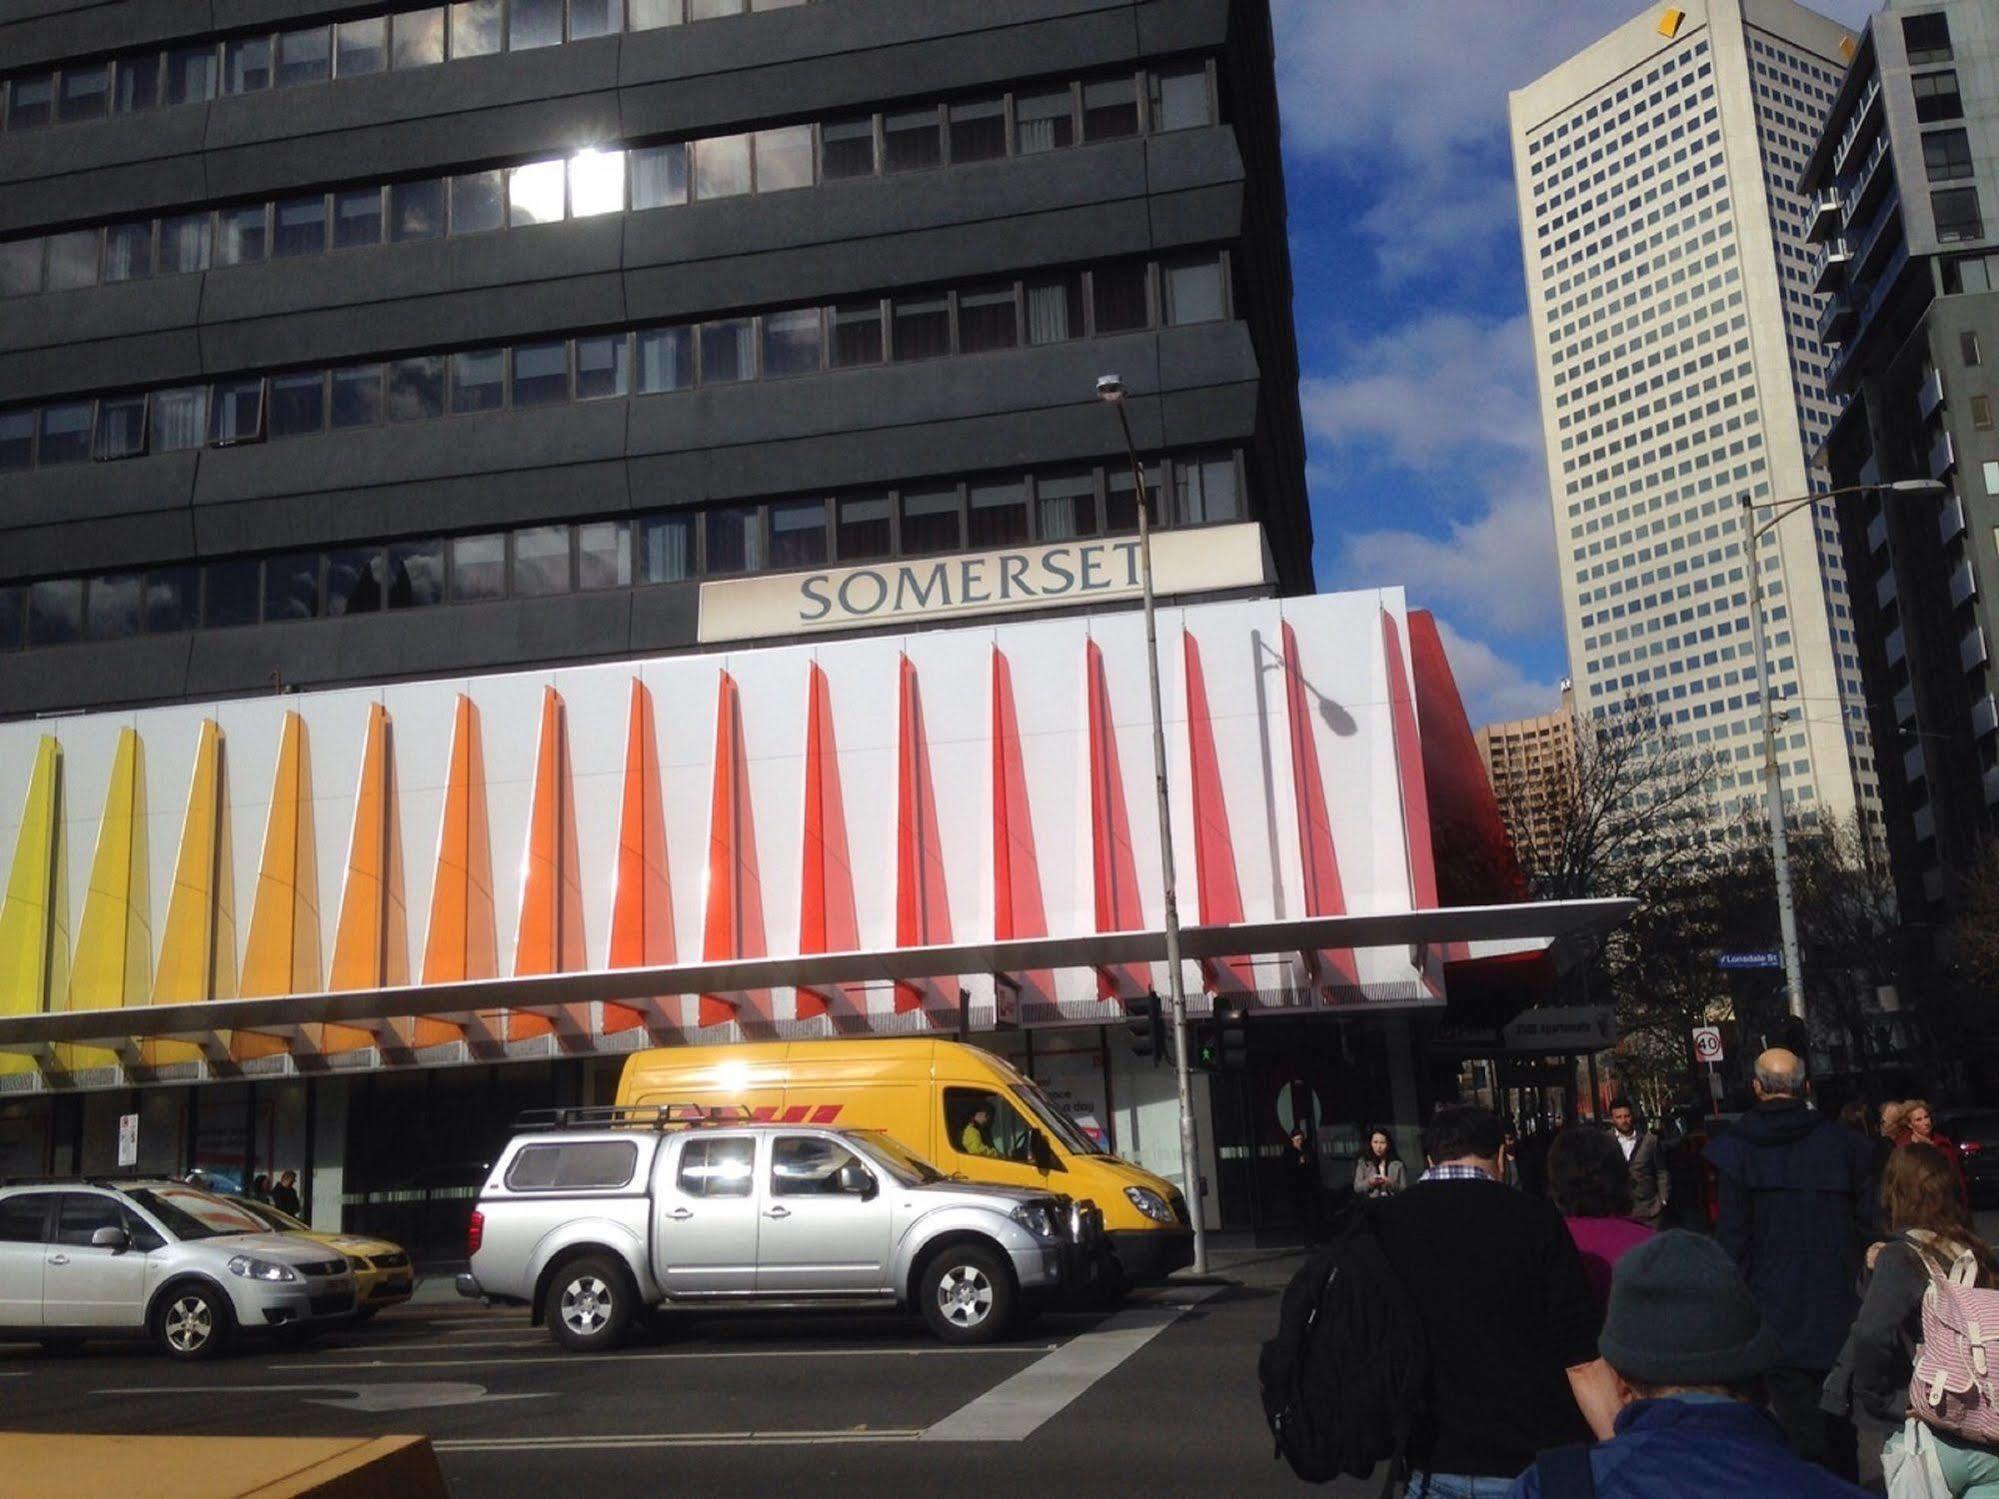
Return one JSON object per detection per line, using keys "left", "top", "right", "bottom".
{"left": 1691, "top": 1026, "right": 1724, "bottom": 1064}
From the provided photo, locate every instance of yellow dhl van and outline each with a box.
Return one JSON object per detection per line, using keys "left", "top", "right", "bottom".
{"left": 615, "top": 1037, "right": 1193, "bottom": 1284}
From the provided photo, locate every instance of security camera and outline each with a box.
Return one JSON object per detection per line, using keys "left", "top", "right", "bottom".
{"left": 1095, "top": 374, "right": 1126, "bottom": 401}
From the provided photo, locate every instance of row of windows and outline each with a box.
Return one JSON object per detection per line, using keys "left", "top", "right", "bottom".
{"left": 0, "top": 450, "right": 1247, "bottom": 649}
{"left": 0, "top": 251, "right": 1231, "bottom": 471}
{"left": 0, "top": 64, "right": 1218, "bottom": 299}
{"left": 0, "top": 0, "right": 813, "bottom": 134}
{"left": 1526, "top": 38, "right": 1710, "bottom": 163}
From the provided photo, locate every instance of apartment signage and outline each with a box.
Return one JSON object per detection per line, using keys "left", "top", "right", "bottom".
{"left": 698, "top": 522, "right": 1270, "bottom": 642}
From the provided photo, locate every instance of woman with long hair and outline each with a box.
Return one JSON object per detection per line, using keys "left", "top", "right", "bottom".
{"left": 1838, "top": 1144, "right": 1999, "bottom": 1493}
{"left": 1351, "top": 1127, "right": 1405, "bottom": 1200}
{"left": 1880, "top": 1100, "right": 1911, "bottom": 1146}
{"left": 1547, "top": 1125, "right": 1654, "bottom": 1314}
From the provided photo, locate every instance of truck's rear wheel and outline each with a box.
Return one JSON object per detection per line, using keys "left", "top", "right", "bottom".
{"left": 544, "top": 1254, "right": 635, "bottom": 1353}
{"left": 918, "top": 1244, "right": 1016, "bottom": 1345}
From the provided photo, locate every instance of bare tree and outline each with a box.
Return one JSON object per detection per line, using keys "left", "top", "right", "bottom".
{"left": 1951, "top": 841, "right": 1999, "bottom": 996}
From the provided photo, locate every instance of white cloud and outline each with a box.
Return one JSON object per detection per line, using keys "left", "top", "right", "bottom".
{"left": 1340, "top": 486, "right": 1562, "bottom": 637}
{"left": 1426, "top": 616, "right": 1568, "bottom": 728}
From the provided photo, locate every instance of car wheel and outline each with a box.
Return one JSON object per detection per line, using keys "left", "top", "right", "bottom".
{"left": 153, "top": 1282, "right": 233, "bottom": 1362}
{"left": 544, "top": 1255, "right": 634, "bottom": 1353}
{"left": 919, "top": 1244, "right": 1016, "bottom": 1345}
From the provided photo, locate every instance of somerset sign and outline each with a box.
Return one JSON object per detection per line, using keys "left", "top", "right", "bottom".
{"left": 697, "top": 522, "right": 1270, "bottom": 643}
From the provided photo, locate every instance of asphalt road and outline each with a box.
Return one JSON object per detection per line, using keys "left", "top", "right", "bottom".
{"left": 0, "top": 1272, "right": 1351, "bottom": 1496}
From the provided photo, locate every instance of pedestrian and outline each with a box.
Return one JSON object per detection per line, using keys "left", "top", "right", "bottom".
{"left": 1502, "top": 1128, "right": 1522, "bottom": 1189}
{"left": 1608, "top": 1097, "right": 1670, "bottom": 1229}
{"left": 1353, "top": 1127, "right": 1407, "bottom": 1201}
{"left": 1506, "top": 1232, "right": 1870, "bottom": 1499}
{"left": 1881, "top": 1101, "right": 1911, "bottom": 1147}
{"left": 1903, "top": 1100, "right": 1972, "bottom": 1205}
{"left": 1285, "top": 1121, "right": 1325, "bottom": 1240}
{"left": 1547, "top": 1126, "right": 1655, "bottom": 1315}
{"left": 1704, "top": 1047, "right": 1874, "bottom": 1481}
{"left": 1827, "top": 1143, "right": 1999, "bottom": 1495}
{"left": 250, "top": 1173, "right": 272, "bottom": 1204}
{"left": 1374, "top": 1104, "right": 1618, "bottom": 1495}
{"left": 270, "top": 1169, "right": 302, "bottom": 1217}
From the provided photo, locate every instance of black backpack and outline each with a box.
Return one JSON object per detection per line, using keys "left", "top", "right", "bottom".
{"left": 1258, "top": 1205, "right": 1428, "bottom": 1487}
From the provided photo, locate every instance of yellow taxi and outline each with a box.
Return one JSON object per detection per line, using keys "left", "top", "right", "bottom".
{"left": 238, "top": 1200, "right": 415, "bottom": 1320}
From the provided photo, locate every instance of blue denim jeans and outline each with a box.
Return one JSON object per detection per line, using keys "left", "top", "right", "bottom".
{"left": 1403, "top": 1475, "right": 1518, "bottom": 1499}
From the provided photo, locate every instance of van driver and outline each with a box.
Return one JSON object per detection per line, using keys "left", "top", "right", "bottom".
{"left": 961, "top": 1101, "right": 1001, "bottom": 1158}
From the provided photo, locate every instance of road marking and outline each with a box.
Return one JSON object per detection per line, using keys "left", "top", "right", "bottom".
{"left": 92, "top": 1381, "right": 549, "bottom": 1412}
{"left": 921, "top": 1286, "right": 1220, "bottom": 1443}
{"left": 435, "top": 1429, "right": 928, "bottom": 1453}
{"left": 288, "top": 1341, "right": 1055, "bottom": 1371}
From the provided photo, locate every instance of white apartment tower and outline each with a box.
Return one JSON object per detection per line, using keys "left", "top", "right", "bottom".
{"left": 1509, "top": 0, "right": 1881, "bottom": 837}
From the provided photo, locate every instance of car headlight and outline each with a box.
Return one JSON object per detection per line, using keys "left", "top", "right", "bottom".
{"left": 1009, "top": 1203, "right": 1061, "bottom": 1240}
{"left": 227, "top": 1255, "right": 300, "bottom": 1283}
{"left": 1124, "top": 1186, "right": 1175, "bottom": 1224}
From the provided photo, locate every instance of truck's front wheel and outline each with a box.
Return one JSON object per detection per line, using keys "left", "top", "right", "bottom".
{"left": 918, "top": 1245, "right": 1016, "bottom": 1345}
{"left": 544, "top": 1254, "right": 636, "bottom": 1353}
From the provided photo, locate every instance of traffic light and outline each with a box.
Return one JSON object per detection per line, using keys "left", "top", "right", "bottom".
{"left": 1195, "top": 1022, "right": 1221, "bottom": 1072}
{"left": 1218, "top": 1013, "right": 1248, "bottom": 1071}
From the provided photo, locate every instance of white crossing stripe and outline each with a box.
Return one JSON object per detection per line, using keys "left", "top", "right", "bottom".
{"left": 272, "top": 1342, "right": 1054, "bottom": 1372}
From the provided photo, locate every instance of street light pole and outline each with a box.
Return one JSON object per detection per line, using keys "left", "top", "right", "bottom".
{"left": 1097, "top": 373, "right": 1206, "bottom": 1276}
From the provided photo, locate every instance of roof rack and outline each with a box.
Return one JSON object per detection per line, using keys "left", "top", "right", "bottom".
{"left": 512, "top": 1103, "right": 756, "bottom": 1132}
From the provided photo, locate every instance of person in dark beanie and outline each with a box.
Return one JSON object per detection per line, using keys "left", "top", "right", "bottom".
{"left": 1506, "top": 1232, "right": 1870, "bottom": 1498}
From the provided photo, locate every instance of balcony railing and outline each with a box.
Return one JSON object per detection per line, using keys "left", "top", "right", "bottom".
{"left": 1886, "top": 623, "right": 1907, "bottom": 664}
{"left": 1964, "top": 625, "right": 1989, "bottom": 672}
{"left": 1915, "top": 804, "right": 1936, "bottom": 844}
{"left": 1919, "top": 367, "right": 1946, "bottom": 422}
{"left": 1812, "top": 237, "right": 1854, "bottom": 294}
{"left": 1932, "top": 429, "right": 1958, "bottom": 481}
{"left": 1986, "top": 764, "right": 1999, "bottom": 806}
{"left": 1878, "top": 565, "right": 1900, "bottom": 610}
{"left": 1973, "top": 693, "right": 1999, "bottom": 739}
{"left": 1895, "top": 683, "right": 1918, "bottom": 725}
{"left": 1808, "top": 188, "right": 1844, "bottom": 243}
{"left": 1832, "top": 76, "right": 1884, "bottom": 177}
{"left": 1820, "top": 291, "right": 1856, "bottom": 346}
{"left": 1941, "top": 492, "right": 1966, "bottom": 543}
{"left": 1904, "top": 741, "right": 1928, "bottom": 784}
{"left": 1951, "top": 558, "right": 1978, "bottom": 609}
{"left": 1867, "top": 507, "right": 1889, "bottom": 553}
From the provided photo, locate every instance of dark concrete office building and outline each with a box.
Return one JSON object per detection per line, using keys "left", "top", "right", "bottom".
{"left": 1801, "top": 0, "right": 1998, "bottom": 931}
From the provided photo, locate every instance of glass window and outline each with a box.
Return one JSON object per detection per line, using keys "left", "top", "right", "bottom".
{"left": 393, "top": 8, "right": 447, "bottom": 67}
{"left": 568, "top": 148, "right": 626, "bottom": 217}
{"left": 268, "top": 372, "right": 325, "bottom": 436}
{"left": 1173, "top": 452, "right": 1239, "bottom": 524}
{"left": 836, "top": 493, "right": 891, "bottom": 559}
{"left": 336, "top": 18, "right": 389, "bottom": 76}
{"left": 1163, "top": 253, "right": 1224, "bottom": 324}
{"left": 576, "top": 335, "right": 629, "bottom": 398}
{"left": 1016, "top": 87, "right": 1075, "bottom": 154}
{"left": 1913, "top": 70, "right": 1963, "bottom": 124}
{"left": 571, "top": 0, "right": 623, "bottom": 39}
{"left": 385, "top": 538, "right": 446, "bottom": 607}
{"left": 1964, "top": 331, "right": 1983, "bottom": 366}
{"left": 333, "top": 187, "right": 384, "bottom": 249}
{"left": 150, "top": 387, "right": 208, "bottom": 451}
{"left": 0, "top": 1193, "right": 51, "bottom": 1241}
{"left": 512, "top": 0, "right": 565, "bottom": 48}
{"left": 273, "top": 195, "right": 328, "bottom": 258}
{"left": 577, "top": 520, "right": 632, "bottom": 588}
{"left": 769, "top": 498, "right": 828, "bottom": 567}
{"left": 276, "top": 27, "right": 332, "bottom": 87}
{"left": 1148, "top": 63, "right": 1211, "bottom": 131}
{"left": 893, "top": 292, "right": 952, "bottom": 361}
{"left": 202, "top": 560, "right": 262, "bottom": 627}
{"left": 0, "top": 586, "right": 19, "bottom": 649}
{"left": 114, "top": 54, "right": 161, "bottom": 114}
{"left": 761, "top": 307, "right": 823, "bottom": 377}
{"left": 821, "top": 118, "right": 876, "bottom": 180}
{"left": 771, "top": 1136, "right": 867, "bottom": 1196}
{"left": 1934, "top": 188, "right": 1983, "bottom": 244}
{"left": 27, "top": 581, "right": 83, "bottom": 645}
{"left": 631, "top": 0, "right": 684, "bottom": 26}
{"left": 1105, "top": 461, "right": 1161, "bottom": 531}
{"left": 0, "top": 410, "right": 32, "bottom": 471}
{"left": 450, "top": 348, "right": 505, "bottom": 412}
{"left": 1924, "top": 129, "right": 1973, "bottom": 183}
{"left": 830, "top": 299, "right": 884, "bottom": 367}
{"left": 450, "top": 0, "right": 503, "bottom": 55}
{"left": 6, "top": 74, "right": 53, "bottom": 131}
{"left": 512, "top": 341, "right": 570, "bottom": 405}
{"left": 705, "top": 506, "right": 761, "bottom": 573}
{"left": 94, "top": 396, "right": 147, "bottom": 460}
{"left": 451, "top": 170, "right": 506, "bottom": 234}
{"left": 687, "top": 0, "right": 745, "bottom": 18}
{"left": 46, "top": 230, "right": 101, "bottom": 291}
{"left": 638, "top": 513, "right": 694, "bottom": 582}
{"left": 1082, "top": 75, "right": 1139, "bottom": 141}
{"left": 101, "top": 222, "right": 153, "bottom": 283}
{"left": 1036, "top": 468, "right": 1097, "bottom": 539}
{"left": 755, "top": 125, "right": 814, "bottom": 192}
{"left": 209, "top": 380, "right": 264, "bottom": 445}
{"left": 968, "top": 478, "right": 1028, "bottom": 548}
{"left": 1903, "top": 12, "right": 1952, "bottom": 65}
{"left": 391, "top": 179, "right": 446, "bottom": 241}
{"left": 949, "top": 97, "right": 1007, "bottom": 163}
{"left": 57, "top": 63, "right": 111, "bottom": 123}
{"left": 694, "top": 134, "right": 753, "bottom": 199}
{"left": 631, "top": 143, "right": 688, "bottom": 209}
{"left": 700, "top": 318, "right": 754, "bottom": 383}
{"left": 331, "top": 365, "right": 383, "bottom": 428}
{"left": 159, "top": 213, "right": 212, "bottom": 274}
{"left": 166, "top": 47, "right": 219, "bottom": 106}
{"left": 901, "top": 488, "right": 961, "bottom": 555}
{"left": 326, "top": 546, "right": 386, "bottom": 615}
{"left": 1024, "top": 272, "right": 1084, "bottom": 344}
{"left": 958, "top": 284, "right": 1018, "bottom": 353}
{"left": 85, "top": 576, "right": 143, "bottom": 640}
{"left": 676, "top": 1136, "right": 754, "bottom": 1199}
{"left": 638, "top": 325, "right": 695, "bottom": 392}
{"left": 37, "top": 403, "right": 93, "bottom": 465}
{"left": 143, "top": 566, "right": 199, "bottom": 633}
{"left": 0, "top": 239, "right": 41, "bottom": 298}
{"left": 883, "top": 107, "right": 943, "bottom": 173}
{"left": 451, "top": 534, "right": 506, "bottom": 599}
{"left": 1091, "top": 261, "right": 1150, "bottom": 333}
{"left": 264, "top": 552, "right": 322, "bottom": 622}
{"left": 512, "top": 525, "right": 571, "bottom": 595}
{"left": 215, "top": 206, "right": 267, "bottom": 265}
{"left": 222, "top": 36, "right": 273, "bottom": 94}
{"left": 506, "top": 1140, "right": 639, "bottom": 1191}
{"left": 388, "top": 357, "right": 446, "bottom": 421}
{"left": 508, "top": 159, "right": 566, "bottom": 227}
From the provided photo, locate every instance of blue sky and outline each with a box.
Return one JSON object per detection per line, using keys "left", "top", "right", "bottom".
{"left": 1267, "top": 0, "right": 1873, "bottom": 724}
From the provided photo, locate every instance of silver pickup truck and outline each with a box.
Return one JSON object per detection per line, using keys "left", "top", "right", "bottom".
{"left": 458, "top": 1108, "right": 1093, "bottom": 1349}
